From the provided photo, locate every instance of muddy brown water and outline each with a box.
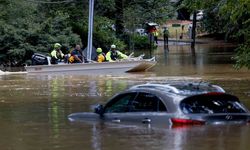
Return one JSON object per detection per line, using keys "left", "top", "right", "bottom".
{"left": 1, "top": 42, "right": 250, "bottom": 150}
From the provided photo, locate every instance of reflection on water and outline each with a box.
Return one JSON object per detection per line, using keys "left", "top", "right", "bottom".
{"left": 1, "top": 43, "right": 250, "bottom": 150}
{"left": 85, "top": 122, "right": 250, "bottom": 150}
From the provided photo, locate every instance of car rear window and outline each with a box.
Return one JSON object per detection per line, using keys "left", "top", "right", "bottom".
{"left": 180, "top": 94, "right": 247, "bottom": 114}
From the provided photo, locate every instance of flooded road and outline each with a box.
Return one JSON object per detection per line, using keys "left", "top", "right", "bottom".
{"left": 1, "top": 42, "right": 250, "bottom": 150}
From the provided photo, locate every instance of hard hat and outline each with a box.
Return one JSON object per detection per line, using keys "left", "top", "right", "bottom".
{"left": 54, "top": 43, "right": 61, "bottom": 49}
{"left": 111, "top": 44, "right": 116, "bottom": 49}
{"left": 96, "top": 48, "right": 102, "bottom": 53}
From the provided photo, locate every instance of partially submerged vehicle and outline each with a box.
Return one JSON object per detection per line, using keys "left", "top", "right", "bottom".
{"left": 68, "top": 82, "right": 250, "bottom": 127}
{"left": 25, "top": 53, "right": 156, "bottom": 74}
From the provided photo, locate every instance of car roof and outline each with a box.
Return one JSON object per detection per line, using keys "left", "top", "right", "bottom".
{"left": 129, "top": 82, "right": 225, "bottom": 96}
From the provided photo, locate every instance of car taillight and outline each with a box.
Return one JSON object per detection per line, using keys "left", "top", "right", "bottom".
{"left": 171, "top": 118, "right": 205, "bottom": 125}
{"left": 205, "top": 92, "right": 224, "bottom": 95}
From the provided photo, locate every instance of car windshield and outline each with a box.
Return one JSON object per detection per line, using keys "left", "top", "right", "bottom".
{"left": 180, "top": 94, "right": 247, "bottom": 114}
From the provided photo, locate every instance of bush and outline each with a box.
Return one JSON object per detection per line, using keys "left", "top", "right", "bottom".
{"left": 130, "top": 34, "right": 151, "bottom": 49}
{"left": 0, "top": 1, "right": 82, "bottom": 66}
{"left": 123, "top": 33, "right": 159, "bottom": 51}
{"left": 234, "top": 40, "right": 250, "bottom": 69}
{"left": 93, "top": 16, "right": 126, "bottom": 52}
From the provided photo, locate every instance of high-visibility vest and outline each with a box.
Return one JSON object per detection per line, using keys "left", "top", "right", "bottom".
{"left": 51, "top": 50, "right": 58, "bottom": 59}
{"left": 153, "top": 31, "right": 159, "bottom": 37}
{"left": 106, "top": 50, "right": 128, "bottom": 62}
{"left": 97, "top": 53, "right": 105, "bottom": 62}
{"left": 51, "top": 49, "right": 64, "bottom": 59}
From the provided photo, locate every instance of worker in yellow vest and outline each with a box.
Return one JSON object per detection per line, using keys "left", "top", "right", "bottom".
{"left": 95, "top": 48, "right": 106, "bottom": 63}
{"left": 153, "top": 28, "right": 159, "bottom": 45}
{"left": 50, "top": 43, "right": 64, "bottom": 64}
{"left": 105, "top": 45, "right": 128, "bottom": 62}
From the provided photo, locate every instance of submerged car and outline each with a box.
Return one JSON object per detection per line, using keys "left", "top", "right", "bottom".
{"left": 68, "top": 82, "right": 250, "bottom": 126}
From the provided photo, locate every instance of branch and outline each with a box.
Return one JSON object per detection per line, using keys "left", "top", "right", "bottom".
{"left": 25, "top": 0, "right": 74, "bottom": 4}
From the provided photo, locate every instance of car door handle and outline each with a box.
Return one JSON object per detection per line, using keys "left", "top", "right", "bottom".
{"left": 112, "top": 118, "right": 121, "bottom": 123}
{"left": 142, "top": 118, "right": 151, "bottom": 124}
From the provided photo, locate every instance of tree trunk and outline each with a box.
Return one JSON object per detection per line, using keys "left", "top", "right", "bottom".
{"left": 191, "top": 10, "right": 197, "bottom": 48}
{"left": 115, "top": 0, "right": 124, "bottom": 38}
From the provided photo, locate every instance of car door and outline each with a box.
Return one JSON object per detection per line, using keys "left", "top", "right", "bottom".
{"left": 102, "top": 92, "right": 171, "bottom": 126}
{"left": 128, "top": 92, "right": 171, "bottom": 125}
{"left": 102, "top": 92, "right": 138, "bottom": 123}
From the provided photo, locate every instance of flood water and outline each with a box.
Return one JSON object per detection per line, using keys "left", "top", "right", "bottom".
{"left": 1, "top": 41, "right": 250, "bottom": 150}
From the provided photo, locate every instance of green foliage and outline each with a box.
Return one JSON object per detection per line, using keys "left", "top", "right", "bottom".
{"left": 0, "top": 0, "right": 81, "bottom": 66}
{"left": 234, "top": 40, "right": 250, "bottom": 69}
{"left": 179, "top": 0, "right": 204, "bottom": 11}
{"left": 95, "top": 0, "right": 116, "bottom": 19}
{"left": 124, "top": 0, "right": 174, "bottom": 26}
{"left": 130, "top": 34, "right": 150, "bottom": 49}
{"left": 180, "top": 0, "right": 250, "bottom": 69}
{"left": 0, "top": 0, "right": 176, "bottom": 66}
{"left": 214, "top": 0, "right": 250, "bottom": 68}
{"left": 93, "top": 16, "right": 117, "bottom": 50}
{"left": 136, "top": 35, "right": 151, "bottom": 49}
{"left": 122, "top": 0, "right": 174, "bottom": 50}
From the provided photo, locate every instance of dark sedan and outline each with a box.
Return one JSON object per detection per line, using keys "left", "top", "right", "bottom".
{"left": 68, "top": 82, "right": 250, "bottom": 126}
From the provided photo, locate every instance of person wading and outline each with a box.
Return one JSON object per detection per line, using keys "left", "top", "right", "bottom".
{"left": 163, "top": 27, "right": 169, "bottom": 45}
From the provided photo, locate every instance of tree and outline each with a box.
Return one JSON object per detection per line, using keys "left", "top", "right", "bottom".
{"left": 0, "top": 0, "right": 176, "bottom": 66}
{"left": 122, "top": 0, "right": 174, "bottom": 49}
{"left": 209, "top": 0, "right": 250, "bottom": 68}
{"left": 180, "top": 0, "right": 250, "bottom": 69}
{"left": 115, "top": 0, "right": 125, "bottom": 38}
{"left": 124, "top": 0, "right": 174, "bottom": 25}
{"left": 0, "top": 0, "right": 81, "bottom": 66}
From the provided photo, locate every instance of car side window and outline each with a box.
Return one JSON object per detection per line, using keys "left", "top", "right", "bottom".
{"left": 131, "top": 92, "right": 167, "bottom": 112}
{"left": 104, "top": 93, "right": 136, "bottom": 113}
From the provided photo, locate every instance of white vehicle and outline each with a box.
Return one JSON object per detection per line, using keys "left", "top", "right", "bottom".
{"left": 190, "top": 10, "right": 204, "bottom": 21}
{"left": 135, "top": 28, "right": 147, "bottom": 36}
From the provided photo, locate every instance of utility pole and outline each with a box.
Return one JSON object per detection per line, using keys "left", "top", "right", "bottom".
{"left": 86, "top": 0, "right": 94, "bottom": 61}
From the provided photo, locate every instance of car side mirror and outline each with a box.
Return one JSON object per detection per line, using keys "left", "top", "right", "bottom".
{"left": 94, "top": 104, "right": 104, "bottom": 115}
